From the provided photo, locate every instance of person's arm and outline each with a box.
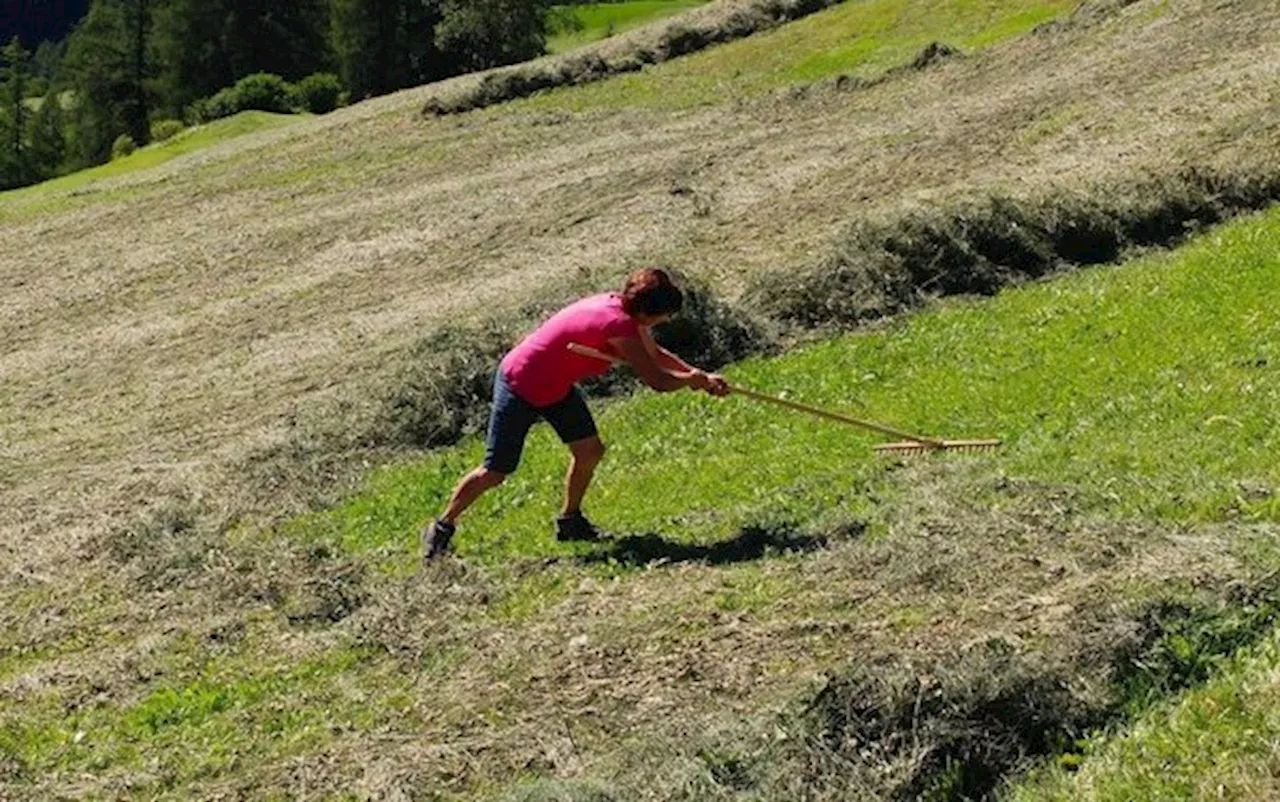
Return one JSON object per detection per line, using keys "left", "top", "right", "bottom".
{"left": 638, "top": 327, "right": 730, "bottom": 396}
{"left": 636, "top": 326, "right": 696, "bottom": 374}
{"left": 608, "top": 336, "right": 699, "bottom": 393}
{"left": 641, "top": 326, "right": 731, "bottom": 395}
{"left": 609, "top": 333, "right": 729, "bottom": 396}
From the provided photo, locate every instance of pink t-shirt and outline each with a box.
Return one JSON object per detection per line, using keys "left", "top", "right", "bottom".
{"left": 501, "top": 293, "right": 640, "bottom": 407}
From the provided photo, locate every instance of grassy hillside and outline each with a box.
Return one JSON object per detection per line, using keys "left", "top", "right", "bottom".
{"left": 4, "top": 0, "right": 1274, "bottom": 546}
{"left": 1008, "top": 628, "right": 1280, "bottom": 801}
{"left": 4, "top": 193, "right": 1278, "bottom": 801}
{"left": 0, "top": 111, "right": 302, "bottom": 205}
{"left": 3, "top": 0, "right": 1280, "bottom": 798}
{"left": 547, "top": 1, "right": 710, "bottom": 54}
{"left": 528, "top": 0, "right": 1077, "bottom": 111}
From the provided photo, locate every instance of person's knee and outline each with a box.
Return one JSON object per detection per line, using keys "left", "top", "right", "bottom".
{"left": 575, "top": 439, "right": 606, "bottom": 466}
{"left": 476, "top": 467, "right": 508, "bottom": 487}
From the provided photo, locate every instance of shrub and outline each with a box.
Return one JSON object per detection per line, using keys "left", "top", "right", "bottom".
{"left": 150, "top": 119, "right": 184, "bottom": 142}
{"left": 228, "top": 72, "right": 296, "bottom": 114}
{"left": 111, "top": 134, "right": 136, "bottom": 160}
{"left": 292, "top": 72, "right": 344, "bottom": 114}
{"left": 189, "top": 72, "right": 297, "bottom": 123}
{"left": 188, "top": 89, "right": 238, "bottom": 124}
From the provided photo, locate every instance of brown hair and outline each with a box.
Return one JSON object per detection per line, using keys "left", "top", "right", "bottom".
{"left": 620, "top": 267, "right": 684, "bottom": 318}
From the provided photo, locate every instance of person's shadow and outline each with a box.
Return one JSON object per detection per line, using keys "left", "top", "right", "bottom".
{"left": 574, "top": 523, "right": 840, "bottom": 568}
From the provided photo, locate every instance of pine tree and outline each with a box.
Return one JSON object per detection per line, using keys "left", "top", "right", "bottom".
{"left": 436, "top": 0, "right": 553, "bottom": 74}
{"left": 153, "top": 0, "right": 333, "bottom": 118}
{"left": 32, "top": 40, "right": 66, "bottom": 82}
{"left": 63, "top": 0, "right": 156, "bottom": 166}
{"left": 223, "top": 0, "right": 332, "bottom": 81}
{"left": 1, "top": 37, "right": 32, "bottom": 189}
{"left": 28, "top": 88, "right": 68, "bottom": 180}
{"left": 151, "top": 0, "right": 236, "bottom": 116}
{"left": 331, "top": 0, "right": 444, "bottom": 99}
{"left": 123, "top": 0, "right": 152, "bottom": 146}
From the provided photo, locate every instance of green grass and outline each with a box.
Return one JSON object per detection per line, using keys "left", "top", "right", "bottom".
{"left": 0, "top": 110, "right": 303, "bottom": 203}
{"left": 0, "top": 636, "right": 410, "bottom": 793}
{"left": 1007, "top": 629, "right": 1280, "bottom": 801}
{"left": 523, "top": 0, "right": 1079, "bottom": 112}
{"left": 288, "top": 205, "right": 1280, "bottom": 572}
{"left": 547, "top": 0, "right": 709, "bottom": 54}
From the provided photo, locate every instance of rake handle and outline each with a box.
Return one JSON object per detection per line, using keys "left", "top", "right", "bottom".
{"left": 728, "top": 385, "right": 946, "bottom": 446}
{"left": 567, "top": 343, "right": 946, "bottom": 448}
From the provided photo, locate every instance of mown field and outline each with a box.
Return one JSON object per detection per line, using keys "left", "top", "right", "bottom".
{"left": 3, "top": 0, "right": 1280, "bottom": 798}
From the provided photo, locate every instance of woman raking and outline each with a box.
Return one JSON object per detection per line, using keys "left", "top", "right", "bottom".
{"left": 422, "top": 268, "right": 730, "bottom": 559}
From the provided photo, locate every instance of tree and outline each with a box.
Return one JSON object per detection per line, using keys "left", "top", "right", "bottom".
{"left": 0, "top": 37, "right": 32, "bottom": 189}
{"left": 151, "top": 0, "right": 235, "bottom": 115}
{"left": 32, "top": 39, "right": 67, "bottom": 82}
{"left": 152, "top": 0, "right": 333, "bottom": 118}
{"left": 62, "top": 0, "right": 156, "bottom": 167}
{"left": 222, "top": 0, "right": 332, "bottom": 81}
{"left": 28, "top": 88, "right": 68, "bottom": 180}
{"left": 330, "top": 0, "right": 444, "bottom": 99}
{"left": 436, "top": 0, "right": 553, "bottom": 74}
{"left": 124, "top": 0, "right": 153, "bottom": 146}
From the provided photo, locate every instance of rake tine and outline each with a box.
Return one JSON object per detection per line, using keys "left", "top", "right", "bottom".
{"left": 874, "top": 439, "right": 1002, "bottom": 455}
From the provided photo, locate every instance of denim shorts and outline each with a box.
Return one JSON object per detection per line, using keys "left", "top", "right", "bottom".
{"left": 483, "top": 369, "right": 598, "bottom": 475}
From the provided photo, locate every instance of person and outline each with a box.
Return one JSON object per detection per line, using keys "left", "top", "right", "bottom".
{"left": 422, "top": 268, "right": 730, "bottom": 560}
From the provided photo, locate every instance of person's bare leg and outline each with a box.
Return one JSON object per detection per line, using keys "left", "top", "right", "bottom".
{"left": 562, "top": 437, "right": 606, "bottom": 516}
{"left": 441, "top": 467, "right": 506, "bottom": 524}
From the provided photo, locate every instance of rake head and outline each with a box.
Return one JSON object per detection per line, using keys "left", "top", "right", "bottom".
{"left": 874, "top": 439, "right": 1003, "bottom": 455}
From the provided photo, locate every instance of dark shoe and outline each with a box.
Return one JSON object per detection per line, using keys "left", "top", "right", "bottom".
{"left": 422, "top": 519, "right": 456, "bottom": 560}
{"left": 555, "top": 511, "right": 602, "bottom": 542}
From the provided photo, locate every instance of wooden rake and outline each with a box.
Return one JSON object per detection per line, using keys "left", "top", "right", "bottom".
{"left": 568, "top": 343, "right": 1001, "bottom": 455}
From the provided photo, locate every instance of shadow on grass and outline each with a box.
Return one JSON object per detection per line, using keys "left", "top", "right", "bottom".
{"left": 577, "top": 524, "right": 834, "bottom": 568}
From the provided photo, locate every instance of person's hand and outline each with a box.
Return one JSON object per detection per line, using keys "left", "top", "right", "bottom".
{"left": 688, "top": 370, "right": 730, "bottom": 397}
{"left": 705, "top": 373, "right": 730, "bottom": 397}
{"left": 686, "top": 369, "right": 713, "bottom": 393}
